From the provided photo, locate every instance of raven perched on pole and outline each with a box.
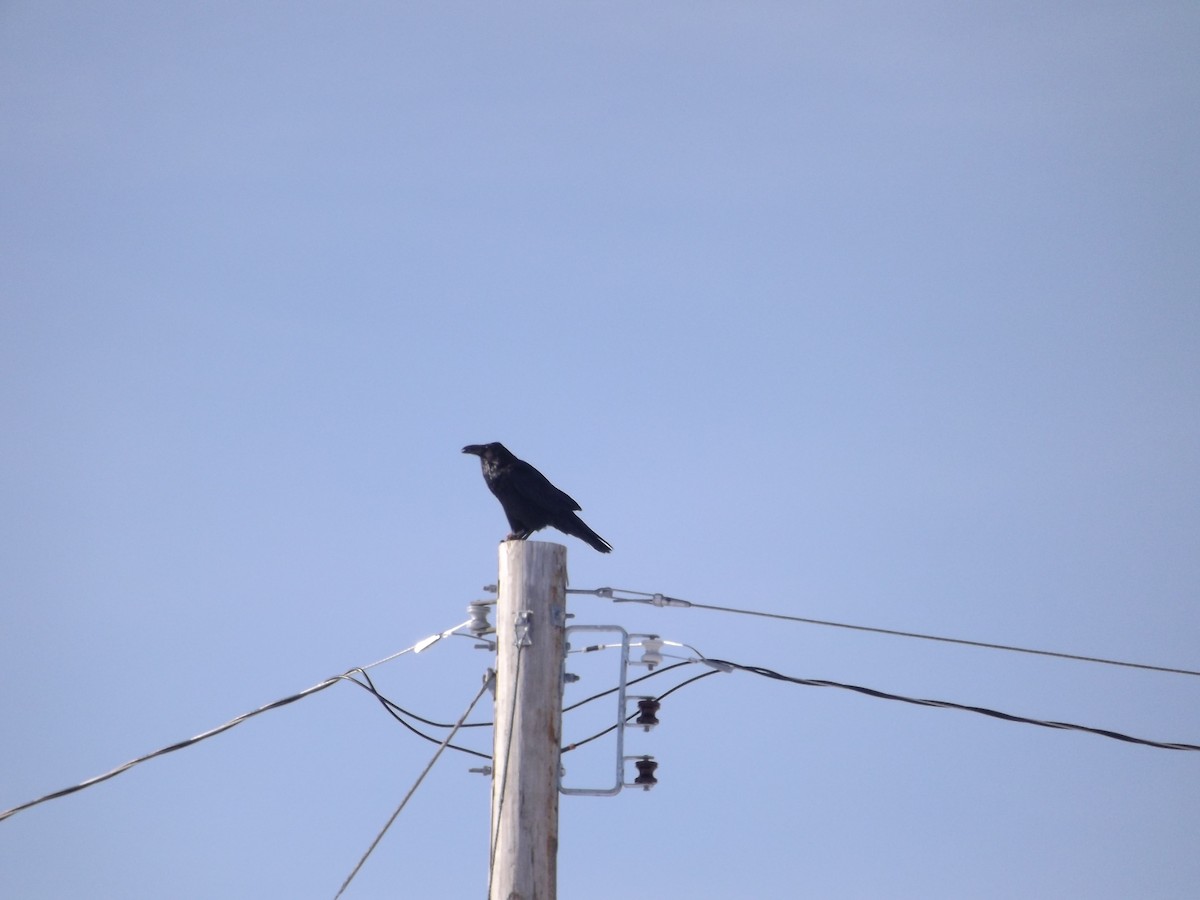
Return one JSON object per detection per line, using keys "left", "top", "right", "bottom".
{"left": 462, "top": 442, "right": 612, "bottom": 553}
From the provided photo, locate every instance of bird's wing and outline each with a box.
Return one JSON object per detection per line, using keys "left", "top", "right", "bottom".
{"left": 509, "top": 460, "right": 583, "bottom": 511}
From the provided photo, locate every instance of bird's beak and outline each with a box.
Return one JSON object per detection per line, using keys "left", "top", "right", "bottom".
{"left": 462, "top": 445, "right": 483, "bottom": 456}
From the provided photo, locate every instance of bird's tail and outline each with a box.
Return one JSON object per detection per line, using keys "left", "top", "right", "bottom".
{"left": 559, "top": 512, "right": 613, "bottom": 553}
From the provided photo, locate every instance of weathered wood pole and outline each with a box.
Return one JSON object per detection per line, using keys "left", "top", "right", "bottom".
{"left": 489, "top": 540, "right": 567, "bottom": 900}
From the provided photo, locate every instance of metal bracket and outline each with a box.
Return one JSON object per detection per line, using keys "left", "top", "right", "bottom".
{"left": 559, "top": 624, "right": 630, "bottom": 797}
{"left": 513, "top": 610, "right": 533, "bottom": 648}
{"left": 559, "top": 627, "right": 666, "bottom": 797}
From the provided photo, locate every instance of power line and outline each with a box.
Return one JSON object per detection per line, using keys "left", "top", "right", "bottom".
{"left": 341, "top": 669, "right": 491, "bottom": 760}
{"left": 707, "top": 657, "right": 1200, "bottom": 752}
{"left": 350, "top": 659, "right": 713, "bottom": 764}
{"left": 557, "top": 646, "right": 1200, "bottom": 756}
{"left": 344, "top": 660, "right": 709, "bottom": 762}
{"left": 0, "top": 621, "right": 475, "bottom": 824}
{"left": 563, "top": 660, "right": 695, "bottom": 715}
{"left": 562, "top": 667, "right": 721, "bottom": 753}
{"left": 346, "top": 668, "right": 490, "bottom": 729}
{"left": 0, "top": 675, "right": 341, "bottom": 824}
{"left": 333, "top": 671, "right": 493, "bottom": 900}
{"left": 569, "top": 587, "right": 1200, "bottom": 678}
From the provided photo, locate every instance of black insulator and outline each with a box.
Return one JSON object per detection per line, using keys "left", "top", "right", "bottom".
{"left": 633, "top": 757, "right": 658, "bottom": 788}
{"left": 635, "top": 699, "right": 660, "bottom": 729}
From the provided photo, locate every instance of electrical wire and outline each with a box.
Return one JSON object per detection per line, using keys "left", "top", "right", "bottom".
{"left": 340, "top": 660, "right": 708, "bottom": 762}
{"left": 567, "top": 637, "right": 706, "bottom": 660}
{"left": 562, "top": 660, "right": 695, "bottom": 715}
{"left": 562, "top": 667, "right": 721, "bottom": 753}
{"left": 0, "top": 620, "right": 475, "bottom": 824}
{"left": 706, "top": 657, "right": 1200, "bottom": 752}
{"left": 333, "top": 672, "right": 493, "bottom": 899}
{"left": 568, "top": 587, "right": 1200, "bottom": 678}
{"left": 347, "top": 657, "right": 711, "bottom": 763}
{"left": 339, "top": 670, "right": 492, "bottom": 760}
{"left": 0, "top": 676, "right": 341, "bottom": 824}
{"left": 554, "top": 643, "right": 1200, "bottom": 755}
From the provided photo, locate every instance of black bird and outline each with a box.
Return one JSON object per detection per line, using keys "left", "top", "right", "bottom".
{"left": 462, "top": 442, "right": 612, "bottom": 553}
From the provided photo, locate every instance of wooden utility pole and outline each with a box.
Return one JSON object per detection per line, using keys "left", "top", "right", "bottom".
{"left": 489, "top": 540, "right": 568, "bottom": 900}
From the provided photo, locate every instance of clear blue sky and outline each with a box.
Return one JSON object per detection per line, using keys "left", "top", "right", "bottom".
{"left": 3, "top": 3, "right": 1198, "bottom": 898}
